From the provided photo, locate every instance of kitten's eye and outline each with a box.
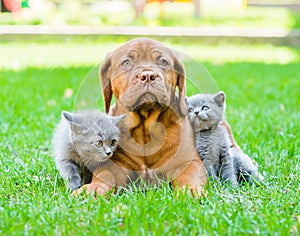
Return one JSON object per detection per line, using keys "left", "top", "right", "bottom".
{"left": 95, "top": 140, "right": 103, "bottom": 147}
{"left": 111, "top": 139, "right": 117, "bottom": 146}
{"left": 159, "top": 58, "right": 169, "bottom": 67}
{"left": 202, "top": 106, "right": 209, "bottom": 111}
{"left": 188, "top": 108, "right": 194, "bottom": 113}
{"left": 121, "top": 59, "right": 131, "bottom": 67}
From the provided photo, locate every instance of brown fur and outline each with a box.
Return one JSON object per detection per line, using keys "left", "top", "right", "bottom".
{"left": 220, "top": 120, "right": 240, "bottom": 149}
{"left": 73, "top": 38, "right": 207, "bottom": 197}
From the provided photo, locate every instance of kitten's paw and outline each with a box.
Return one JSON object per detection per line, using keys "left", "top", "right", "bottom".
{"left": 250, "top": 172, "right": 265, "bottom": 186}
{"left": 71, "top": 182, "right": 112, "bottom": 197}
{"left": 230, "top": 178, "right": 239, "bottom": 188}
{"left": 223, "top": 178, "right": 239, "bottom": 188}
{"left": 69, "top": 183, "right": 81, "bottom": 192}
{"left": 238, "top": 171, "right": 264, "bottom": 185}
{"left": 69, "top": 177, "right": 82, "bottom": 192}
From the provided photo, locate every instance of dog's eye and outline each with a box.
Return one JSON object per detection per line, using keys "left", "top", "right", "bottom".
{"left": 188, "top": 108, "right": 194, "bottom": 113}
{"left": 159, "top": 58, "right": 169, "bottom": 67}
{"left": 121, "top": 59, "right": 131, "bottom": 67}
{"left": 111, "top": 139, "right": 117, "bottom": 146}
{"left": 95, "top": 140, "right": 103, "bottom": 147}
{"left": 202, "top": 106, "right": 209, "bottom": 111}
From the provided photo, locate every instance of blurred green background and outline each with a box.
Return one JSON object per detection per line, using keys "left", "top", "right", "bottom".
{"left": 0, "top": 0, "right": 300, "bottom": 28}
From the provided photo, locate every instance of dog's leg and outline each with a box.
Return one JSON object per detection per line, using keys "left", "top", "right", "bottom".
{"left": 172, "top": 160, "right": 207, "bottom": 197}
{"left": 72, "top": 181, "right": 113, "bottom": 197}
{"left": 72, "top": 170, "right": 116, "bottom": 196}
{"left": 72, "top": 163, "right": 129, "bottom": 197}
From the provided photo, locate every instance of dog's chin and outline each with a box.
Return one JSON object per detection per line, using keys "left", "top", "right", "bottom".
{"left": 138, "top": 93, "right": 158, "bottom": 104}
{"left": 134, "top": 102, "right": 164, "bottom": 112}
{"left": 127, "top": 93, "right": 167, "bottom": 112}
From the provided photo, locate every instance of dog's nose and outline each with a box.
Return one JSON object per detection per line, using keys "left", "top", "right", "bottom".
{"left": 137, "top": 70, "right": 158, "bottom": 82}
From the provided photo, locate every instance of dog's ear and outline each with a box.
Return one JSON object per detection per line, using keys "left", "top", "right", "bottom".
{"left": 100, "top": 52, "right": 113, "bottom": 113}
{"left": 174, "top": 57, "right": 187, "bottom": 116}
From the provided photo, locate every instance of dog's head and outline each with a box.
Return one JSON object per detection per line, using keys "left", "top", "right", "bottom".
{"left": 100, "top": 38, "right": 187, "bottom": 116}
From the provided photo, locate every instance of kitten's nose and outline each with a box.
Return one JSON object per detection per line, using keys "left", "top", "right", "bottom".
{"left": 194, "top": 111, "right": 199, "bottom": 115}
{"left": 105, "top": 151, "right": 112, "bottom": 157}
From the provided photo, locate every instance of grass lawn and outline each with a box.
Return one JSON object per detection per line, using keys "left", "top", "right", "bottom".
{"left": 0, "top": 36, "right": 299, "bottom": 235}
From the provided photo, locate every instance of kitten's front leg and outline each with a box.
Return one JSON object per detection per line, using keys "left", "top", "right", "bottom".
{"left": 202, "top": 158, "right": 220, "bottom": 183}
{"left": 220, "top": 146, "right": 238, "bottom": 187}
{"left": 57, "top": 161, "right": 82, "bottom": 191}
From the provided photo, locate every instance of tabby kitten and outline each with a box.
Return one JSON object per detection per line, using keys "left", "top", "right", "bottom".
{"left": 186, "top": 91, "right": 238, "bottom": 186}
{"left": 52, "top": 110, "right": 125, "bottom": 191}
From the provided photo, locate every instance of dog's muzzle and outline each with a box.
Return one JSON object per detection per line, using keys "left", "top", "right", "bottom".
{"left": 136, "top": 70, "right": 159, "bottom": 82}
{"left": 121, "top": 68, "right": 169, "bottom": 111}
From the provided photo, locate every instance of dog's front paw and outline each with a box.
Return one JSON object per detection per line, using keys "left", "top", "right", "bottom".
{"left": 175, "top": 184, "right": 207, "bottom": 198}
{"left": 189, "top": 185, "right": 208, "bottom": 198}
{"left": 71, "top": 182, "right": 112, "bottom": 197}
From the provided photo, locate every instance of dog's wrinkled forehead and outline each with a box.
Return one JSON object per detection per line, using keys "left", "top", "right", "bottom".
{"left": 111, "top": 38, "right": 173, "bottom": 66}
{"left": 116, "top": 38, "right": 167, "bottom": 53}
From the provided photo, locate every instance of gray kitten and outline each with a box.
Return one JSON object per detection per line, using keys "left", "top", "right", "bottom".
{"left": 186, "top": 91, "right": 263, "bottom": 186}
{"left": 52, "top": 110, "right": 125, "bottom": 191}
{"left": 186, "top": 91, "right": 238, "bottom": 186}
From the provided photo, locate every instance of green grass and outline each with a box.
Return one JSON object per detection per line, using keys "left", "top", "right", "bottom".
{"left": 0, "top": 37, "right": 299, "bottom": 235}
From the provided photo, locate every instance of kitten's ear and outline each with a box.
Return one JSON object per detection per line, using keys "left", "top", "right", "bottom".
{"left": 185, "top": 96, "right": 189, "bottom": 105}
{"left": 112, "top": 114, "right": 126, "bottom": 126}
{"left": 62, "top": 111, "right": 88, "bottom": 134}
{"left": 214, "top": 91, "right": 225, "bottom": 106}
{"left": 62, "top": 111, "right": 73, "bottom": 122}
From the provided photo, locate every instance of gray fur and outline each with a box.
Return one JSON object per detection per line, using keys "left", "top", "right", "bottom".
{"left": 52, "top": 110, "right": 125, "bottom": 191}
{"left": 186, "top": 91, "right": 263, "bottom": 186}
{"left": 186, "top": 91, "right": 238, "bottom": 186}
{"left": 226, "top": 134, "right": 264, "bottom": 184}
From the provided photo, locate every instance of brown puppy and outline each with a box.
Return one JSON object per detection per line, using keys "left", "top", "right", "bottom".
{"left": 74, "top": 38, "right": 207, "bottom": 197}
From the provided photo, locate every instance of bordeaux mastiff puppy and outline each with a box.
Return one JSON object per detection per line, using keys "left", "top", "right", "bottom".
{"left": 74, "top": 38, "right": 207, "bottom": 197}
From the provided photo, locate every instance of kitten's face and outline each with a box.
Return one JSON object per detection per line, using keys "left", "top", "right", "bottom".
{"left": 64, "top": 111, "right": 125, "bottom": 164}
{"left": 72, "top": 125, "right": 120, "bottom": 163}
{"left": 186, "top": 92, "right": 225, "bottom": 132}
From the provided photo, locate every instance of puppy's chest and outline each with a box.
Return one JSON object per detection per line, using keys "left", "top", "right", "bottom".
{"left": 122, "top": 112, "right": 179, "bottom": 153}
{"left": 118, "top": 116, "right": 180, "bottom": 177}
